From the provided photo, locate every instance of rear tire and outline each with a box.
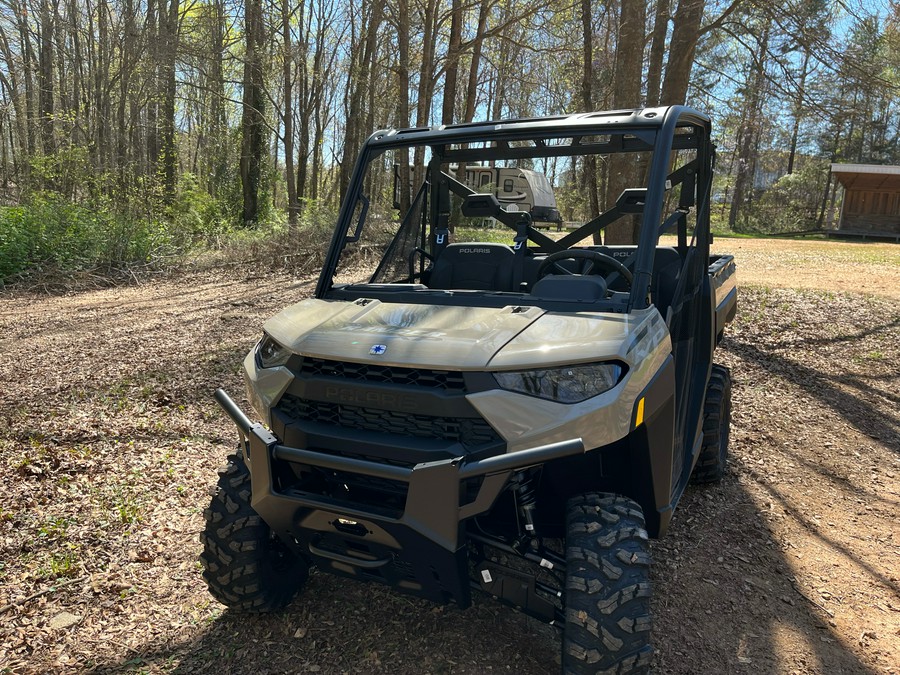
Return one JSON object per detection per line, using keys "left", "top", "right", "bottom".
{"left": 691, "top": 364, "right": 732, "bottom": 484}
{"left": 562, "top": 493, "right": 653, "bottom": 675}
{"left": 200, "top": 452, "right": 308, "bottom": 612}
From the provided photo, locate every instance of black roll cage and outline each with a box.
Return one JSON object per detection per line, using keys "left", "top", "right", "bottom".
{"left": 315, "top": 106, "right": 713, "bottom": 312}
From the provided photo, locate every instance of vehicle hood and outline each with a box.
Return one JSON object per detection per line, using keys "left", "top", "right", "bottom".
{"left": 264, "top": 298, "right": 664, "bottom": 370}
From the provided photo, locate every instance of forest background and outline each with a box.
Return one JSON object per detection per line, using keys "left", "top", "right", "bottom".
{"left": 0, "top": 0, "right": 897, "bottom": 283}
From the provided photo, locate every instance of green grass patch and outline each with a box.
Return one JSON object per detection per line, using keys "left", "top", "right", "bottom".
{"left": 41, "top": 545, "right": 81, "bottom": 579}
{"left": 453, "top": 226, "right": 518, "bottom": 244}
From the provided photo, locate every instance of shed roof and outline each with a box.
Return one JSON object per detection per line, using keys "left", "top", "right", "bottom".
{"left": 831, "top": 163, "right": 900, "bottom": 190}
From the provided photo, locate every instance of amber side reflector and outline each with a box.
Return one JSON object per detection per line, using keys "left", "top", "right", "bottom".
{"left": 635, "top": 397, "right": 645, "bottom": 427}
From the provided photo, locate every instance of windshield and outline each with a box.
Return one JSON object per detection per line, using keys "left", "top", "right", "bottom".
{"left": 333, "top": 148, "right": 570, "bottom": 288}
{"left": 325, "top": 119, "right": 705, "bottom": 309}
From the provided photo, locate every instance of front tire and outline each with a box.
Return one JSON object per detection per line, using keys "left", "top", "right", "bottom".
{"left": 563, "top": 494, "right": 653, "bottom": 675}
{"left": 200, "top": 452, "right": 308, "bottom": 612}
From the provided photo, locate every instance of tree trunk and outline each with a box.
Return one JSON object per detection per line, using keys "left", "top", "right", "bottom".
{"left": 787, "top": 50, "right": 810, "bottom": 175}
{"left": 16, "top": 0, "right": 37, "bottom": 156}
{"left": 646, "top": 0, "right": 670, "bottom": 107}
{"left": 159, "top": 0, "right": 179, "bottom": 201}
{"left": 581, "top": 0, "right": 602, "bottom": 243}
{"left": 209, "top": 0, "right": 228, "bottom": 195}
{"left": 54, "top": 1, "right": 67, "bottom": 117}
{"left": 660, "top": 0, "right": 704, "bottom": 106}
{"left": 282, "top": 0, "right": 299, "bottom": 226}
{"left": 296, "top": 60, "right": 309, "bottom": 205}
{"left": 462, "top": 0, "right": 490, "bottom": 124}
{"left": 441, "top": 0, "right": 463, "bottom": 125}
{"left": 67, "top": 0, "right": 84, "bottom": 128}
{"left": 241, "top": 0, "right": 266, "bottom": 225}
{"left": 308, "top": 2, "right": 332, "bottom": 204}
{"left": 146, "top": 0, "right": 159, "bottom": 176}
{"left": 339, "top": 0, "right": 384, "bottom": 201}
{"left": 488, "top": 0, "right": 515, "bottom": 124}
{"left": 412, "top": 0, "right": 438, "bottom": 181}
{"left": 0, "top": 26, "right": 26, "bottom": 173}
{"left": 605, "top": 0, "right": 646, "bottom": 245}
{"left": 96, "top": 0, "right": 110, "bottom": 174}
{"left": 38, "top": 0, "right": 55, "bottom": 156}
{"left": 117, "top": 0, "right": 137, "bottom": 185}
{"left": 396, "top": 0, "right": 411, "bottom": 213}
{"left": 728, "top": 19, "right": 771, "bottom": 230}
{"left": 415, "top": 0, "right": 438, "bottom": 128}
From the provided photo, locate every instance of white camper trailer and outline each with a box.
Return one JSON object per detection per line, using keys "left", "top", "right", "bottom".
{"left": 464, "top": 166, "right": 562, "bottom": 229}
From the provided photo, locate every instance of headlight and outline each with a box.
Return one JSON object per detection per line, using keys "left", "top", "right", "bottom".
{"left": 493, "top": 362, "right": 625, "bottom": 403}
{"left": 255, "top": 334, "right": 291, "bottom": 369}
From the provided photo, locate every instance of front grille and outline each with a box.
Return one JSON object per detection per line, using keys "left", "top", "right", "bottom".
{"left": 299, "top": 357, "right": 467, "bottom": 391}
{"left": 278, "top": 394, "right": 501, "bottom": 448}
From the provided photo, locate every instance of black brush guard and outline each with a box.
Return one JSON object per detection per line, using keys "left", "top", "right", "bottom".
{"left": 215, "top": 388, "right": 583, "bottom": 608}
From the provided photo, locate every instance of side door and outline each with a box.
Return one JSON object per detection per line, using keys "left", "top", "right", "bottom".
{"left": 466, "top": 168, "right": 494, "bottom": 193}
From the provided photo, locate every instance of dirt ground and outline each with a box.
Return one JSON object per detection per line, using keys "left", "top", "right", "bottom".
{"left": 0, "top": 237, "right": 898, "bottom": 674}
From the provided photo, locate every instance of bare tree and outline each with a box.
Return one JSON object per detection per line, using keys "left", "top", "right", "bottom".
{"left": 241, "top": 0, "right": 267, "bottom": 225}
{"left": 282, "top": 0, "right": 299, "bottom": 225}
{"left": 440, "top": 0, "right": 463, "bottom": 125}
{"left": 38, "top": 0, "right": 56, "bottom": 155}
{"left": 646, "top": 0, "right": 670, "bottom": 107}
{"left": 605, "top": 0, "right": 646, "bottom": 245}
{"left": 339, "top": 0, "right": 384, "bottom": 201}
{"left": 159, "top": 0, "right": 179, "bottom": 200}
{"left": 660, "top": 0, "right": 705, "bottom": 106}
{"left": 581, "top": 0, "right": 602, "bottom": 242}
{"left": 728, "top": 15, "right": 772, "bottom": 230}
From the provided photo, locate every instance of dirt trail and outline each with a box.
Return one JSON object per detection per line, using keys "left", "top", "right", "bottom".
{"left": 0, "top": 240, "right": 898, "bottom": 674}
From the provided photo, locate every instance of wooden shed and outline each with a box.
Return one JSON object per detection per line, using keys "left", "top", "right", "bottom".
{"left": 831, "top": 163, "right": 900, "bottom": 237}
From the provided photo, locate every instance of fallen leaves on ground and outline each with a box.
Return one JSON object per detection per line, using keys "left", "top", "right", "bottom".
{"left": 0, "top": 250, "right": 897, "bottom": 673}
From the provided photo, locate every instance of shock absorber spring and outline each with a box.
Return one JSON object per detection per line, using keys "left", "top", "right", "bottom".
{"left": 512, "top": 470, "right": 539, "bottom": 547}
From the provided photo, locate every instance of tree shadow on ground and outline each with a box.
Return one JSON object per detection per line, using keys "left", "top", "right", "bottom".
{"left": 86, "top": 573, "right": 560, "bottom": 674}
{"left": 649, "top": 475, "right": 885, "bottom": 675}
{"left": 729, "top": 333, "right": 899, "bottom": 450}
{"left": 800, "top": 315, "right": 900, "bottom": 348}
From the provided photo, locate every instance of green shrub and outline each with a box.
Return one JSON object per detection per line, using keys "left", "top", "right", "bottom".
{"left": 0, "top": 208, "right": 33, "bottom": 278}
{"left": 0, "top": 175, "right": 339, "bottom": 284}
{"left": 170, "top": 173, "right": 229, "bottom": 245}
{"left": 0, "top": 196, "right": 178, "bottom": 283}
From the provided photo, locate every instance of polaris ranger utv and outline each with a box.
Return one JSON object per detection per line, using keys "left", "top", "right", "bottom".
{"left": 202, "top": 106, "right": 737, "bottom": 674}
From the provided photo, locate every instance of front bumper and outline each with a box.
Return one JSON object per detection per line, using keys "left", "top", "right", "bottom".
{"left": 214, "top": 388, "right": 583, "bottom": 606}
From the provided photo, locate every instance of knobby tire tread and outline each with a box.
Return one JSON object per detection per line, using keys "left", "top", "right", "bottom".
{"left": 563, "top": 493, "right": 653, "bottom": 675}
{"left": 200, "top": 452, "right": 308, "bottom": 613}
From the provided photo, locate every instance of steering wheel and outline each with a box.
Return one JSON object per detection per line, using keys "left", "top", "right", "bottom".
{"left": 536, "top": 249, "right": 634, "bottom": 286}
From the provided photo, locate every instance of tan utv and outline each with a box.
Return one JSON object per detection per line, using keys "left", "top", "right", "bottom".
{"left": 202, "top": 106, "right": 737, "bottom": 675}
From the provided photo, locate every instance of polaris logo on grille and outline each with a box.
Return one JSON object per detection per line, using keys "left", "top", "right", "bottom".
{"left": 369, "top": 344, "right": 387, "bottom": 355}
{"left": 324, "top": 386, "right": 417, "bottom": 410}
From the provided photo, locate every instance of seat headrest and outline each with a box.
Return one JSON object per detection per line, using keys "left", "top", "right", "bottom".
{"left": 530, "top": 275, "right": 608, "bottom": 300}
{"left": 428, "top": 243, "right": 516, "bottom": 291}
{"left": 437, "top": 243, "right": 515, "bottom": 260}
